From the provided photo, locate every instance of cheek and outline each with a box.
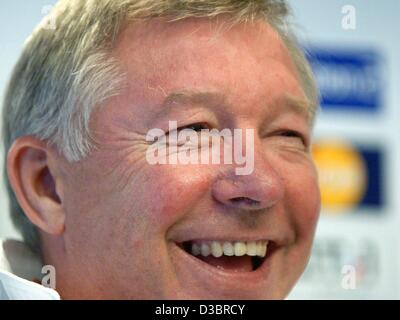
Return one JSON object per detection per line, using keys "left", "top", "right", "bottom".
{"left": 135, "top": 164, "right": 213, "bottom": 228}
{"left": 282, "top": 161, "right": 321, "bottom": 239}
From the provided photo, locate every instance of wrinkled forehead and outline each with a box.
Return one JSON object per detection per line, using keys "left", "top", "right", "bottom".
{"left": 108, "top": 16, "right": 310, "bottom": 126}
{"left": 113, "top": 16, "right": 298, "bottom": 76}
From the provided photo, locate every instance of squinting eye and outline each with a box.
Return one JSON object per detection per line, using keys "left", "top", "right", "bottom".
{"left": 278, "top": 130, "right": 307, "bottom": 145}
{"left": 279, "top": 130, "right": 301, "bottom": 138}
{"left": 177, "top": 122, "right": 210, "bottom": 132}
{"left": 165, "top": 122, "right": 211, "bottom": 147}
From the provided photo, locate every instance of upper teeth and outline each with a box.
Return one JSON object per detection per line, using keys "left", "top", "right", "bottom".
{"left": 191, "top": 241, "right": 269, "bottom": 258}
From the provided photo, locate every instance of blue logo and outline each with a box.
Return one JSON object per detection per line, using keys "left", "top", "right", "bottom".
{"left": 306, "top": 47, "right": 383, "bottom": 111}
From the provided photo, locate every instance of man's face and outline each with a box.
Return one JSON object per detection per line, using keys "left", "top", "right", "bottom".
{"left": 52, "top": 17, "right": 320, "bottom": 299}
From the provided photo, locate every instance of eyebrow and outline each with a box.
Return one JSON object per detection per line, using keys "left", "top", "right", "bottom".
{"left": 282, "top": 93, "right": 312, "bottom": 120}
{"left": 156, "top": 88, "right": 311, "bottom": 121}
{"left": 160, "top": 89, "right": 226, "bottom": 110}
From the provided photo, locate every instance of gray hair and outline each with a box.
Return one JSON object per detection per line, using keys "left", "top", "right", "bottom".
{"left": 2, "top": 0, "right": 318, "bottom": 253}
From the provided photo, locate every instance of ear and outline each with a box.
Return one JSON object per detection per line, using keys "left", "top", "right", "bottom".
{"left": 7, "top": 136, "right": 65, "bottom": 236}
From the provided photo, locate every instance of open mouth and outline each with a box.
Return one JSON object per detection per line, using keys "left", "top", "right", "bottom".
{"left": 177, "top": 240, "right": 272, "bottom": 273}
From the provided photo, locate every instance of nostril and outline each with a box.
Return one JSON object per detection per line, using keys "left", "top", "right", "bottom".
{"left": 230, "top": 197, "right": 261, "bottom": 207}
{"left": 211, "top": 175, "right": 283, "bottom": 210}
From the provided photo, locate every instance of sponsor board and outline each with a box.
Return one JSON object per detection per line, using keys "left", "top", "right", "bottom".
{"left": 306, "top": 47, "right": 382, "bottom": 111}
{"left": 313, "top": 140, "right": 383, "bottom": 212}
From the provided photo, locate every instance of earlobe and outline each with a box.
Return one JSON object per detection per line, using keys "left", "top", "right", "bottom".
{"left": 7, "top": 136, "right": 65, "bottom": 236}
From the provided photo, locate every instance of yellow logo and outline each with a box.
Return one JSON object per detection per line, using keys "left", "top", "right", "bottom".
{"left": 312, "top": 140, "right": 367, "bottom": 212}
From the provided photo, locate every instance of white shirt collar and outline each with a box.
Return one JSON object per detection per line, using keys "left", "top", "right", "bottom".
{"left": 0, "top": 239, "right": 60, "bottom": 300}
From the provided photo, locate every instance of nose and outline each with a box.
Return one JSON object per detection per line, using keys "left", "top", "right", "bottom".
{"left": 211, "top": 155, "right": 284, "bottom": 211}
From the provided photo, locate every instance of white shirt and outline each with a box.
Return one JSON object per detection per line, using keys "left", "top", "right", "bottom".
{"left": 0, "top": 239, "right": 60, "bottom": 300}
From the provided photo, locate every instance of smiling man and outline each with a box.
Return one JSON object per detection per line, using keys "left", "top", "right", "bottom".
{"left": 2, "top": 0, "right": 320, "bottom": 299}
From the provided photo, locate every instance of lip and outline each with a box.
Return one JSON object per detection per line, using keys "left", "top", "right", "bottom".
{"left": 168, "top": 239, "right": 279, "bottom": 292}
